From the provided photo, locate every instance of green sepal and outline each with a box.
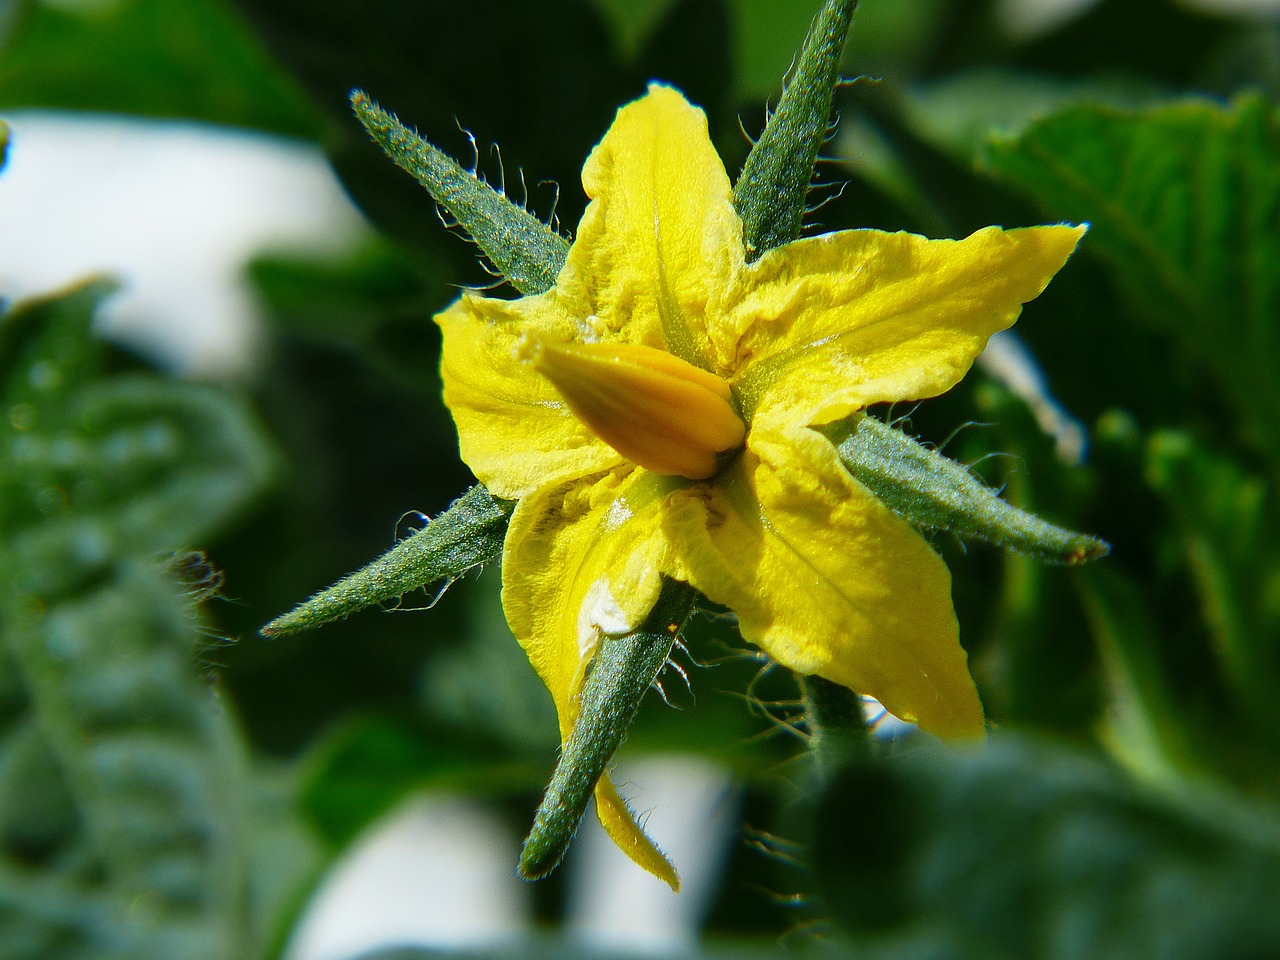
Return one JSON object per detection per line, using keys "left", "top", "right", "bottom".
{"left": 260, "top": 484, "right": 513, "bottom": 637}
{"left": 351, "top": 90, "right": 568, "bottom": 296}
{"left": 829, "top": 414, "right": 1110, "bottom": 564}
{"left": 733, "top": 0, "right": 858, "bottom": 260}
{"left": 518, "top": 578, "right": 694, "bottom": 883}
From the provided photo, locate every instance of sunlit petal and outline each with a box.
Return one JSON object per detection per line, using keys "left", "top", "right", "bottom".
{"left": 667, "top": 425, "right": 984, "bottom": 740}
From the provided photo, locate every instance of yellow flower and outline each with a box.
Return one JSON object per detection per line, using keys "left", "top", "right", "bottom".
{"left": 435, "top": 84, "right": 1084, "bottom": 886}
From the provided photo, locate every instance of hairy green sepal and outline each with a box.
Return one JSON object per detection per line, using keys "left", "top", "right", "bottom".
{"left": 261, "top": 484, "right": 513, "bottom": 636}
{"left": 518, "top": 579, "right": 694, "bottom": 882}
{"left": 734, "top": 0, "right": 858, "bottom": 261}
{"left": 830, "top": 414, "right": 1110, "bottom": 564}
{"left": 351, "top": 91, "right": 569, "bottom": 296}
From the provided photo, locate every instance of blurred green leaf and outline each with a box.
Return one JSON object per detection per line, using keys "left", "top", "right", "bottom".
{"left": 1005, "top": 0, "right": 1233, "bottom": 89}
{"left": 227, "top": 0, "right": 733, "bottom": 265}
{"left": 352, "top": 944, "right": 809, "bottom": 960}
{"left": 421, "top": 575, "right": 558, "bottom": 755}
{"left": 0, "top": 0, "right": 325, "bottom": 137}
{"left": 1077, "top": 566, "right": 1192, "bottom": 770}
{"left": 733, "top": 0, "right": 836, "bottom": 99}
{"left": 902, "top": 69, "right": 1164, "bottom": 161}
{"left": 1144, "top": 430, "right": 1280, "bottom": 747}
{"left": 247, "top": 238, "right": 443, "bottom": 392}
{"left": 985, "top": 96, "right": 1280, "bottom": 461}
{"left": 0, "top": 282, "right": 286, "bottom": 959}
{"left": 296, "top": 713, "right": 540, "bottom": 851}
{"left": 812, "top": 736, "right": 1280, "bottom": 960}
{"left": 586, "top": 0, "right": 681, "bottom": 58}
{"left": 1076, "top": 417, "right": 1280, "bottom": 793}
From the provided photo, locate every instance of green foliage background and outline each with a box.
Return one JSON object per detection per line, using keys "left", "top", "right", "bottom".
{"left": 2, "top": 0, "right": 1280, "bottom": 957}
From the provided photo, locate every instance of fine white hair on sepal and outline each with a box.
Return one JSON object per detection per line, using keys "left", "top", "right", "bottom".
{"left": 394, "top": 509, "right": 432, "bottom": 541}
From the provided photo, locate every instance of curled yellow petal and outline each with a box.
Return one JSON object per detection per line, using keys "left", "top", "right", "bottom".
{"left": 596, "top": 777, "right": 680, "bottom": 891}
{"left": 521, "top": 336, "right": 746, "bottom": 480}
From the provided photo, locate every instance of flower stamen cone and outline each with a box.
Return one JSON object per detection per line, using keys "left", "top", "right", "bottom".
{"left": 519, "top": 334, "right": 746, "bottom": 480}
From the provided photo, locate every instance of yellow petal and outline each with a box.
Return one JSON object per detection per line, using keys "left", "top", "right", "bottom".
{"left": 502, "top": 468, "right": 689, "bottom": 882}
{"left": 436, "top": 291, "right": 623, "bottom": 500}
{"left": 666, "top": 424, "right": 984, "bottom": 740}
{"left": 725, "top": 225, "right": 1086, "bottom": 430}
{"left": 553, "top": 84, "right": 745, "bottom": 371}
{"left": 595, "top": 777, "right": 680, "bottom": 891}
{"left": 526, "top": 337, "right": 745, "bottom": 479}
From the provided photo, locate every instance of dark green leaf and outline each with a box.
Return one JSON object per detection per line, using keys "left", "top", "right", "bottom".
{"left": 954, "top": 383, "right": 1111, "bottom": 734}
{"left": 586, "top": 0, "right": 681, "bottom": 58}
{"left": 297, "top": 713, "right": 539, "bottom": 850}
{"left": 0, "top": 0, "right": 325, "bottom": 137}
{"left": 247, "top": 238, "right": 446, "bottom": 394}
{"left": 813, "top": 736, "right": 1280, "bottom": 960}
{"left": 902, "top": 68, "right": 1165, "bottom": 161}
{"left": 733, "top": 0, "right": 857, "bottom": 258}
{"left": 1144, "top": 430, "right": 1280, "bottom": 745}
{"left": 1078, "top": 566, "right": 1208, "bottom": 782}
{"left": 732, "top": 0, "right": 850, "bottom": 100}
{"left": 985, "top": 96, "right": 1280, "bottom": 461}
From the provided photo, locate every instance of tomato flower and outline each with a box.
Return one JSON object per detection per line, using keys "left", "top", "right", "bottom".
{"left": 435, "top": 84, "right": 1084, "bottom": 884}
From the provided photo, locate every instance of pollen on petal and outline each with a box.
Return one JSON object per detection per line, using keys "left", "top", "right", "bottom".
{"left": 577, "top": 578, "right": 636, "bottom": 660}
{"left": 526, "top": 336, "right": 746, "bottom": 480}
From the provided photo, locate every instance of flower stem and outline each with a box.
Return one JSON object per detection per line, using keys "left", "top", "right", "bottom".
{"left": 518, "top": 579, "right": 695, "bottom": 881}
{"left": 800, "top": 674, "right": 869, "bottom": 776}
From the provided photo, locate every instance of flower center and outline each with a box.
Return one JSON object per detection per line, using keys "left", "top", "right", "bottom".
{"left": 518, "top": 333, "right": 746, "bottom": 480}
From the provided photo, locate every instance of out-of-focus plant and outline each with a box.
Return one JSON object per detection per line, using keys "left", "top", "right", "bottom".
{"left": 0, "top": 275, "right": 311, "bottom": 959}
{"left": 3, "top": 0, "right": 1280, "bottom": 957}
